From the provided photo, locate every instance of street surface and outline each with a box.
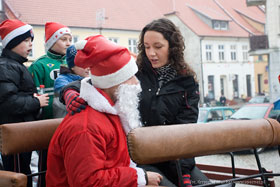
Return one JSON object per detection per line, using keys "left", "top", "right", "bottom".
{"left": 196, "top": 148, "right": 280, "bottom": 186}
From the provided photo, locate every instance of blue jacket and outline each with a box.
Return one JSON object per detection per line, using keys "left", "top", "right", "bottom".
{"left": 54, "top": 66, "right": 83, "bottom": 93}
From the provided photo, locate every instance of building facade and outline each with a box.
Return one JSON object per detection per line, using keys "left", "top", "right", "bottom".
{"left": 247, "top": 0, "right": 280, "bottom": 102}
{"left": 1, "top": 0, "right": 269, "bottom": 103}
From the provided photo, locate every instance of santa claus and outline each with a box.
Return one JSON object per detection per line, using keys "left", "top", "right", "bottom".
{"left": 46, "top": 35, "right": 162, "bottom": 186}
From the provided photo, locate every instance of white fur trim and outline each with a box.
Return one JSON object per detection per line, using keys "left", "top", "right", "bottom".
{"left": 2, "top": 24, "right": 32, "bottom": 48}
{"left": 74, "top": 40, "right": 87, "bottom": 50}
{"left": 45, "top": 27, "right": 72, "bottom": 51}
{"left": 129, "top": 160, "right": 146, "bottom": 186}
{"left": 91, "top": 57, "right": 138, "bottom": 89}
{"left": 80, "top": 77, "right": 117, "bottom": 115}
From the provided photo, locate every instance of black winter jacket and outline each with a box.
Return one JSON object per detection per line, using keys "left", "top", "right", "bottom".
{"left": 136, "top": 60, "right": 200, "bottom": 177}
{"left": 136, "top": 60, "right": 200, "bottom": 126}
{"left": 0, "top": 49, "right": 40, "bottom": 124}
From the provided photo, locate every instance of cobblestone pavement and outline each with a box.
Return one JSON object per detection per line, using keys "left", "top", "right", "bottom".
{"left": 195, "top": 148, "right": 280, "bottom": 186}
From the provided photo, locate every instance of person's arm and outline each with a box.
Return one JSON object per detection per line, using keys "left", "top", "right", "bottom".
{"left": 54, "top": 75, "right": 72, "bottom": 94}
{"left": 58, "top": 80, "right": 88, "bottom": 115}
{"left": 0, "top": 68, "right": 40, "bottom": 115}
{"left": 59, "top": 80, "right": 81, "bottom": 104}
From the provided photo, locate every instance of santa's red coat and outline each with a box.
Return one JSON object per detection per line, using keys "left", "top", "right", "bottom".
{"left": 46, "top": 103, "right": 138, "bottom": 186}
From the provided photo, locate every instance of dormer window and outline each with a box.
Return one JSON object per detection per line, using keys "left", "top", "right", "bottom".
{"left": 213, "top": 20, "right": 228, "bottom": 30}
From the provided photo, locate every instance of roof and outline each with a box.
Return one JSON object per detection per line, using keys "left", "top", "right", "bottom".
{"left": 176, "top": 0, "right": 264, "bottom": 37}
{"left": 4, "top": 0, "right": 165, "bottom": 31}
{"left": 4, "top": 0, "right": 265, "bottom": 37}
{"left": 187, "top": 4, "right": 232, "bottom": 21}
{"left": 199, "top": 106, "right": 235, "bottom": 110}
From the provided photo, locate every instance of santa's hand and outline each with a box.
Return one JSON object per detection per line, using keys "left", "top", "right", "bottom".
{"left": 146, "top": 171, "right": 162, "bottom": 186}
{"left": 64, "top": 89, "right": 87, "bottom": 115}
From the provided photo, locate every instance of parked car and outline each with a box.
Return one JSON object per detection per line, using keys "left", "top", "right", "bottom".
{"left": 229, "top": 103, "right": 280, "bottom": 120}
{"left": 197, "top": 107, "right": 235, "bottom": 123}
{"left": 248, "top": 95, "right": 270, "bottom": 104}
{"left": 229, "top": 103, "right": 280, "bottom": 153}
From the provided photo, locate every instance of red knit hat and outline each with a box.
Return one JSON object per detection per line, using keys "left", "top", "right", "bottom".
{"left": 0, "top": 19, "right": 33, "bottom": 49}
{"left": 45, "top": 22, "right": 71, "bottom": 51}
{"left": 74, "top": 35, "right": 138, "bottom": 89}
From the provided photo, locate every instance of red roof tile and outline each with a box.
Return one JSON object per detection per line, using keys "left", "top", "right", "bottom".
{"left": 4, "top": 0, "right": 265, "bottom": 37}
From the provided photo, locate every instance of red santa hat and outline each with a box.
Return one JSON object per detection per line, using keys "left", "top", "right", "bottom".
{"left": 45, "top": 22, "right": 71, "bottom": 51}
{"left": 0, "top": 19, "right": 33, "bottom": 49}
{"left": 74, "top": 35, "right": 138, "bottom": 89}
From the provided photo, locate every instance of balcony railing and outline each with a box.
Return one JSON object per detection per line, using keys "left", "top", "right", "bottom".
{"left": 246, "top": 0, "right": 266, "bottom": 6}
{"left": 249, "top": 35, "right": 269, "bottom": 51}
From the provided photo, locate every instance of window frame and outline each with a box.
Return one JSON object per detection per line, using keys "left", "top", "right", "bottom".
{"left": 242, "top": 45, "right": 248, "bottom": 61}
{"left": 108, "top": 37, "right": 119, "bottom": 44}
{"left": 205, "top": 44, "right": 212, "bottom": 61}
{"left": 218, "top": 45, "right": 225, "bottom": 61}
{"left": 73, "top": 35, "right": 79, "bottom": 44}
{"left": 128, "top": 38, "right": 137, "bottom": 54}
{"left": 230, "top": 45, "right": 237, "bottom": 61}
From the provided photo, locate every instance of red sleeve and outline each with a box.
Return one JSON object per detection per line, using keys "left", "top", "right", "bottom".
{"left": 61, "top": 130, "right": 138, "bottom": 187}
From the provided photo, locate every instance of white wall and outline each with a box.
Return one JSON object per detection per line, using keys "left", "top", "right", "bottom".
{"left": 201, "top": 37, "right": 255, "bottom": 100}
{"left": 266, "top": 0, "right": 280, "bottom": 102}
{"left": 167, "top": 15, "right": 204, "bottom": 102}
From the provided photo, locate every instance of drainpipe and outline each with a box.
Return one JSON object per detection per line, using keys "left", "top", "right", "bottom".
{"left": 200, "top": 36, "right": 205, "bottom": 104}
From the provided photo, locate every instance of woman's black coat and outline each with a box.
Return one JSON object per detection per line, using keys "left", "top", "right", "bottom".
{"left": 136, "top": 60, "right": 200, "bottom": 127}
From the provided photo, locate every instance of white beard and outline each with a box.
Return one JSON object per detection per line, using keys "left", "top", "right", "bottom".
{"left": 114, "top": 83, "right": 142, "bottom": 135}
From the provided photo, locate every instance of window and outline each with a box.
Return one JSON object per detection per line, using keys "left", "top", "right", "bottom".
{"left": 218, "top": 45, "right": 224, "bottom": 61}
{"left": 205, "top": 45, "right": 212, "bottom": 61}
{"left": 212, "top": 20, "right": 228, "bottom": 30}
{"left": 224, "top": 110, "right": 234, "bottom": 119}
{"left": 108, "top": 37, "right": 119, "bottom": 44}
{"left": 0, "top": 0, "right": 2, "bottom": 11}
{"left": 242, "top": 45, "right": 248, "bottom": 61}
{"left": 233, "top": 74, "right": 239, "bottom": 98}
{"left": 208, "top": 75, "right": 215, "bottom": 99}
{"left": 213, "top": 21, "right": 220, "bottom": 30}
{"left": 220, "top": 21, "right": 228, "bottom": 30}
{"left": 258, "top": 55, "right": 263, "bottom": 62}
{"left": 73, "top": 35, "right": 79, "bottom": 43}
{"left": 208, "top": 110, "right": 223, "bottom": 121}
{"left": 230, "top": 45, "right": 237, "bottom": 61}
{"left": 128, "top": 38, "right": 137, "bottom": 53}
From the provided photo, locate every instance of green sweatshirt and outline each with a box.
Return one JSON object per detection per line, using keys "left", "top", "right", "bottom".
{"left": 28, "top": 51, "right": 66, "bottom": 119}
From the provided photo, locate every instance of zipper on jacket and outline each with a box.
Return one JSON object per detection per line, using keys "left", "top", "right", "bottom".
{"left": 156, "top": 87, "right": 161, "bottom": 95}
{"left": 184, "top": 91, "right": 191, "bottom": 108}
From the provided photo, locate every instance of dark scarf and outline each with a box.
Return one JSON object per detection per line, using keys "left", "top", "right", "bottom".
{"left": 155, "top": 64, "right": 177, "bottom": 87}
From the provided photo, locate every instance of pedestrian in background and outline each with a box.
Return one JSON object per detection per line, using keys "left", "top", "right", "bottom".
{"left": 220, "top": 93, "right": 226, "bottom": 106}
{"left": 0, "top": 19, "right": 49, "bottom": 187}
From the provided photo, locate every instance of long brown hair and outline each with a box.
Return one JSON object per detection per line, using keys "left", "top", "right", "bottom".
{"left": 137, "top": 18, "right": 196, "bottom": 79}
